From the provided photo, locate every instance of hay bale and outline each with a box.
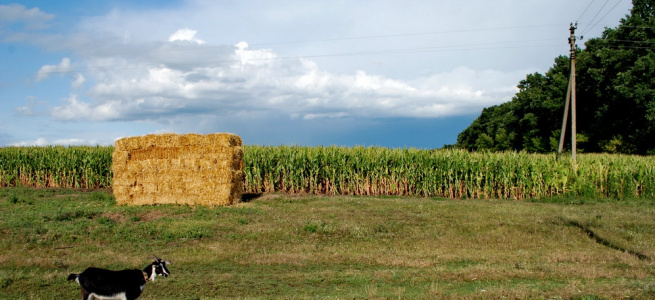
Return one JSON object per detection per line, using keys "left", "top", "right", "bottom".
{"left": 112, "top": 133, "right": 244, "bottom": 206}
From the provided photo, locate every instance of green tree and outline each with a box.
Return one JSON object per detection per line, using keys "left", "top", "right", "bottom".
{"left": 457, "top": 0, "right": 655, "bottom": 154}
{"left": 456, "top": 57, "right": 569, "bottom": 152}
{"left": 577, "top": 0, "right": 655, "bottom": 154}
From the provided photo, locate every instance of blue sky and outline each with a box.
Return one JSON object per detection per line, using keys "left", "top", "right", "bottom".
{"left": 0, "top": 1, "right": 633, "bottom": 148}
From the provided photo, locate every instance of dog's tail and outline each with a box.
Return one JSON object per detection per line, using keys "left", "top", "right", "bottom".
{"left": 67, "top": 273, "right": 79, "bottom": 281}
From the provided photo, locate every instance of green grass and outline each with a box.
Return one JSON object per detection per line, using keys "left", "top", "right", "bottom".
{"left": 0, "top": 188, "right": 654, "bottom": 299}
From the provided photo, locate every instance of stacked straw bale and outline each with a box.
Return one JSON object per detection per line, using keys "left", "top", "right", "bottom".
{"left": 112, "top": 133, "right": 244, "bottom": 206}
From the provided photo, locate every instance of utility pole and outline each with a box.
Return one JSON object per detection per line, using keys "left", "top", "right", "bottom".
{"left": 557, "top": 23, "right": 578, "bottom": 163}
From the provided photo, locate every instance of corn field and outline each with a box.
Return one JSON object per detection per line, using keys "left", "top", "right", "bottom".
{"left": 244, "top": 146, "right": 655, "bottom": 199}
{"left": 0, "top": 146, "right": 112, "bottom": 189}
{"left": 1, "top": 145, "right": 654, "bottom": 199}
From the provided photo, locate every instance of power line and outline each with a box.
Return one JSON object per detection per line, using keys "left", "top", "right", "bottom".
{"left": 0, "top": 39, "right": 562, "bottom": 79}
{"left": 577, "top": 0, "right": 596, "bottom": 22}
{"left": 249, "top": 24, "right": 562, "bottom": 47}
{"left": 0, "top": 23, "right": 564, "bottom": 65}
{"left": 87, "top": 24, "right": 564, "bottom": 57}
{"left": 3, "top": 43, "right": 564, "bottom": 78}
{"left": 580, "top": 0, "right": 610, "bottom": 35}
{"left": 273, "top": 41, "right": 562, "bottom": 60}
{"left": 6, "top": 35, "right": 650, "bottom": 80}
{"left": 0, "top": 27, "right": 563, "bottom": 68}
{"left": 581, "top": 0, "right": 625, "bottom": 36}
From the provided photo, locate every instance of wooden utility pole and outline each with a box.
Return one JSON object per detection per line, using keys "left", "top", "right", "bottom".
{"left": 557, "top": 23, "right": 578, "bottom": 163}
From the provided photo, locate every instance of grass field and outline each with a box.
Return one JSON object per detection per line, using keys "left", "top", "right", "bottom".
{"left": 0, "top": 188, "right": 654, "bottom": 299}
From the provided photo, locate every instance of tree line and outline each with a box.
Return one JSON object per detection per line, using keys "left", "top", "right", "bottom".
{"left": 456, "top": 0, "right": 655, "bottom": 155}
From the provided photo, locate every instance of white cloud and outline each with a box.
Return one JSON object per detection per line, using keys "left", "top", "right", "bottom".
{"left": 10, "top": 137, "right": 98, "bottom": 146}
{"left": 10, "top": 138, "right": 49, "bottom": 146}
{"left": 15, "top": 96, "right": 39, "bottom": 116}
{"left": 36, "top": 58, "right": 72, "bottom": 81}
{"left": 303, "top": 112, "right": 349, "bottom": 120}
{"left": 48, "top": 40, "right": 523, "bottom": 124}
{"left": 52, "top": 138, "right": 96, "bottom": 145}
{"left": 169, "top": 28, "right": 205, "bottom": 44}
{"left": 51, "top": 94, "right": 121, "bottom": 121}
{"left": 72, "top": 73, "right": 86, "bottom": 89}
{"left": 0, "top": 4, "right": 54, "bottom": 29}
{"left": 235, "top": 42, "right": 277, "bottom": 66}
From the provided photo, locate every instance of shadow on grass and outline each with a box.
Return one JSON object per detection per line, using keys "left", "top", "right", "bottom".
{"left": 241, "top": 193, "right": 263, "bottom": 203}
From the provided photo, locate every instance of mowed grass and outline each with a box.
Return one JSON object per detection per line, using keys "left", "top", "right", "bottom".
{"left": 0, "top": 188, "right": 654, "bottom": 299}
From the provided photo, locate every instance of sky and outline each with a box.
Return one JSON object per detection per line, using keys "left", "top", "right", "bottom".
{"left": 0, "top": 0, "right": 634, "bottom": 148}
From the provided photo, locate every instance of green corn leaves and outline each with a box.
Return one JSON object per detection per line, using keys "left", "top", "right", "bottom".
{"left": 1, "top": 146, "right": 653, "bottom": 199}
{"left": 0, "top": 146, "right": 112, "bottom": 189}
{"left": 242, "top": 146, "right": 655, "bottom": 200}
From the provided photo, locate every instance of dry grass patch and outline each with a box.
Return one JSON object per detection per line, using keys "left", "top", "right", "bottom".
{"left": 250, "top": 252, "right": 311, "bottom": 266}
{"left": 99, "top": 211, "right": 126, "bottom": 223}
{"left": 136, "top": 210, "right": 168, "bottom": 222}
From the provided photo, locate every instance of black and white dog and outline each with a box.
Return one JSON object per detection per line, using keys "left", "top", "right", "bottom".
{"left": 68, "top": 257, "right": 170, "bottom": 300}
